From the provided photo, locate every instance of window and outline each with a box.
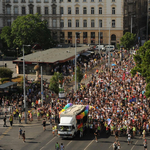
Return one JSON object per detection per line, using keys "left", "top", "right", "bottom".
{"left": 45, "top": 7, "right": 48, "bottom": 14}
{"left": 52, "top": 7, "right": 56, "bottom": 14}
{"left": 91, "top": 0, "right": 94, "bottom": 1}
{"left": 76, "top": 7, "right": 79, "bottom": 14}
{"left": 36, "top": 0, "right": 41, "bottom": 2}
{"left": 14, "top": 7, "right": 18, "bottom": 14}
{"left": 91, "top": 32, "right": 95, "bottom": 38}
{"left": 83, "top": 7, "right": 87, "bottom": 14}
{"left": 29, "top": 0, "right": 33, "bottom": 2}
{"left": 22, "top": 7, "right": 26, "bottom": 14}
{"left": 14, "top": 0, "right": 18, "bottom": 2}
{"left": 83, "top": 20, "right": 87, "bottom": 27}
{"left": 6, "top": 0, "right": 10, "bottom": 2}
{"left": 60, "top": 0, "right": 63, "bottom": 2}
{"left": 37, "top": 7, "right": 41, "bottom": 14}
{"left": 112, "top": 20, "right": 115, "bottom": 28}
{"left": 68, "top": 19, "right": 72, "bottom": 27}
{"left": 60, "top": 19, "right": 64, "bottom": 28}
{"left": 21, "top": 0, "right": 25, "bottom": 2}
{"left": 75, "top": 0, "right": 79, "bottom": 2}
{"left": 83, "top": 32, "right": 87, "bottom": 38}
{"left": 76, "top": 20, "right": 79, "bottom": 27}
{"left": 68, "top": 0, "right": 71, "bottom": 2}
{"left": 83, "top": 0, "right": 86, "bottom": 1}
{"left": 53, "top": 19, "right": 57, "bottom": 27}
{"left": 68, "top": 7, "right": 71, "bottom": 14}
{"left": 99, "top": 19, "right": 102, "bottom": 27}
{"left": 99, "top": 7, "right": 102, "bottom": 14}
{"left": 44, "top": 0, "right": 48, "bottom": 2}
{"left": 112, "top": 0, "right": 115, "bottom": 2}
{"left": 60, "top": 7, "right": 63, "bottom": 14}
{"left": 7, "top": 19, "right": 11, "bottom": 26}
{"left": 6, "top": 7, "right": 11, "bottom": 14}
{"left": 91, "top": 7, "right": 94, "bottom": 14}
{"left": 60, "top": 32, "right": 65, "bottom": 43}
{"left": 91, "top": 20, "right": 95, "bottom": 27}
{"left": 99, "top": 0, "right": 102, "bottom": 2}
{"left": 112, "top": 7, "right": 115, "bottom": 14}
{"left": 29, "top": 7, "right": 33, "bottom": 14}
{"left": 68, "top": 32, "right": 72, "bottom": 38}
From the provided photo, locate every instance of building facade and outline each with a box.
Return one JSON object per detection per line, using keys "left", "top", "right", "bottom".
{"left": 124, "top": 0, "right": 147, "bottom": 42}
{"left": 0, "top": 0, "right": 146, "bottom": 46}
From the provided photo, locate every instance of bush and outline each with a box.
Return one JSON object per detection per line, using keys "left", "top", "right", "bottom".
{"left": 0, "top": 68, "right": 13, "bottom": 79}
{"left": 0, "top": 78, "right": 10, "bottom": 84}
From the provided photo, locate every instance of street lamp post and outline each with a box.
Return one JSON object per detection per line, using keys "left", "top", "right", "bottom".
{"left": 99, "top": 26, "right": 101, "bottom": 54}
{"left": 131, "top": 15, "right": 133, "bottom": 33}
{"left": 75, "top": 32, "right": 81, "bottom": 92}
{"left": 41, "top": 66, "right": 43, "bottom": 107}
{"left": 23, "top": 44, "right": 30, "bottom": 124}
{"left": 108, "top": 22, "right": 111, "bottom": 68}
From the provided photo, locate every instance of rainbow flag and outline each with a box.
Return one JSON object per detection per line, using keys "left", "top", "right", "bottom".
{"left": 76, "top": 105, "right": 89, "bottom": 119}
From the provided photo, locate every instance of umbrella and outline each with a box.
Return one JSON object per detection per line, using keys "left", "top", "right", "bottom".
{"left": 111, "top": 64, "right": 116, "bottom": 66}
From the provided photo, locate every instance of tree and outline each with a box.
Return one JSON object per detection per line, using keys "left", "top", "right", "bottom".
{"left": 120, "top": 32, "right": 136, "bottom": 50}
{"left": 49, "top": 72, "right": 64, "bottom": 94}
{"left": 131, "top": 40, "right": 150, "bottom": 97}
{"left": 74, "top": 66, "right": 83, "bottom": 83}
{"left": 0, "top": 26, "right": 13, "bottom": 48}
{"left": 0, "top": 14, "right": 56, "bottom": 52}
{"left": 0, "top": 68, "right": 13, "bottom": 79}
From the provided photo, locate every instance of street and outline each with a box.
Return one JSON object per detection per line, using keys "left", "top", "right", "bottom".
{"left": 0, "top": 119, "right": 149, "bottom": 150}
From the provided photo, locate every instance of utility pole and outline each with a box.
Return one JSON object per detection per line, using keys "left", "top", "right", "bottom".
{"left": 108, "top": 22, "right": 111, "bottom": 68}
{"left": 99, "top": 26, "right": 100, "bottom": 54}
{"left": 75, "top": 33, "right": 77, "bottom": 92}
{"left": 131, "top": 15, "right": 132, "bottom": 33}
{"left": 41, "top": 66, "right": 43, "bottom": 107}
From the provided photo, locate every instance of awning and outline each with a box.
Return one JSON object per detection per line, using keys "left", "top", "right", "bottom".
{"left": 80, "top": 52, "right": 91, "bottom": 57}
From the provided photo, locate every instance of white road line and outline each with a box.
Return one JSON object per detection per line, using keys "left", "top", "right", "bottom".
{"left": 66, "top": 141, "right": 72, "bottom": 146}
{"left": 109, "top": 144, "right": 113, "bottom": 148}
{"left": 84, "top": 140, "right": 94, "bottom": 150}
{"left": 131, "top": 140, "right": 138, "bottom": 150}
{"left": 40, "top": 136, "right": 56, "bottom": 150}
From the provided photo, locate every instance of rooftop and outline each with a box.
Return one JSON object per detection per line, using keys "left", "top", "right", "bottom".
{"left": 60, "top": 105, "right": 86, "bottom": 116}
{"left": 13, "top": 46, "right": 90, "bottom": 64}
{"left": 0, "top": 82, "right": 17, "bottom": 89}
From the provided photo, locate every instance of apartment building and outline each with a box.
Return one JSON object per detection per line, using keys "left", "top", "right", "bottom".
{"left": 0, "top": 0, "right": 147, "bottom": 46}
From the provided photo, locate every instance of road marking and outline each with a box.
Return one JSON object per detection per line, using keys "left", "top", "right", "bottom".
{"left": 40, "top": 136, "right": 56, "bottom": 150}
{"left": 0, "top": 127, "right": 12, "bottom": 140}
{"left": 131, "top": 140, "right": 138, "bottom": 150}
{"left": 84, "top": 140, "right": 94, "bottom": 150}
{"left": 109, "top": 144, "right": 113, "bottom": 148}
{"left": 66, "top": 141, "right": 72, "bottom": 146}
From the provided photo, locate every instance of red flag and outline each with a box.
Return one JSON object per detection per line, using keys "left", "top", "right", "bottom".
{"left": 122, "top": 73, "right": 125, "bottom": 81}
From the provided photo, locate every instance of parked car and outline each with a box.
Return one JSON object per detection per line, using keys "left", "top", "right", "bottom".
{"left": 105, "top": 45, "right": 115, "bottom": 52}
{"left": 95, "top": 45, "right": 106, "bottom": 51}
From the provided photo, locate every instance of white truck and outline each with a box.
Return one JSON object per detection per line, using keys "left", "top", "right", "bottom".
{"left": 58, "top": 105, "right": 88, "bottom": 138}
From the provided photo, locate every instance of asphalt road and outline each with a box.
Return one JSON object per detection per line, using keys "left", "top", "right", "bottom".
{"left": 0, "top": 119, "right": 150, "bottom": 150}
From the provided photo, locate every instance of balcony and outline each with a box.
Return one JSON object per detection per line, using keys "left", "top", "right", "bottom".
{"left": 127, "top": 0, "right": 135, "bottom": 3}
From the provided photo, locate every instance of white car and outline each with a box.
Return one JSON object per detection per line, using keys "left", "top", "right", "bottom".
{"left": 105, "top": 45, "right": 115, "bottom": 52}
{"left": 95, "top": 45, "right": 106, "bottom": 51}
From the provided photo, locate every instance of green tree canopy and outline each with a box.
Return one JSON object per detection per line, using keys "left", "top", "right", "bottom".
{"left": 0, "top": 68, "right": 13, "bottom": 79}
{"left": 49, "top": 72, "right": 64, "bottom": 94}
{"left": 120, "top": 32, "right": 136, "bottom": 50}
{"left": 131, "top": 40, "right": 150, "bottom": 97}
{"left": 0, "top": 14, "right": 56, "bottom": 51}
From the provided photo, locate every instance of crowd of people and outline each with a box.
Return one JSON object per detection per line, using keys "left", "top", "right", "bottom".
{"left": 1, "top": 49, "right": 149, "bottom": 149}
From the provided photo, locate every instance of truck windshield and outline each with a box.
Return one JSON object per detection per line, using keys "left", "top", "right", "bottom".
{"left": 59, "top": 126, "right": 72, "bottom": 131}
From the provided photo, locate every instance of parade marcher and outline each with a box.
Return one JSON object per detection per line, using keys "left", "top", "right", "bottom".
{"left": 22, "top": 131, "right": 25, "bottom": 143}
{"left": 9, "top": 114, "right": 13, "bottom": 126}
{"left": 3, "top": 114, "right": 7, "bottom": 127}
{"left": 19, "top": 128, "right": 22, "bottom": 139}
{"left": 60, "top": 143, "right": 65, "bottom": 150}
{"left": 42, "top": 118, "right": 46, "bottom": 131}
{"left": 127, "top": 133, "right": 131, "bottom": 145}
{"left": 143, "top": 139, "right": 147, "bottom": 150}
{"left": 94, "top": 130, "right": 98, "bottom": 142}
{"left": 55, "top": 142, "right": 60, "bottom": 150}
